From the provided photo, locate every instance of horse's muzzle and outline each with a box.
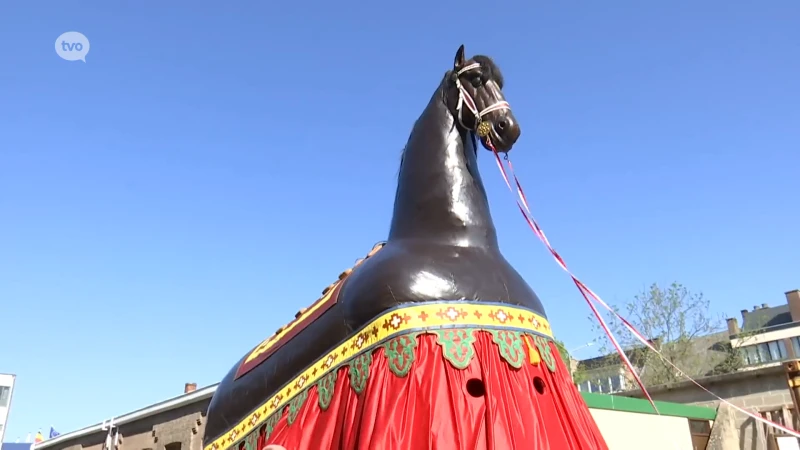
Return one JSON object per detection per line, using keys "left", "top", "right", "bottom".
{"left": 489, "top": 111, "right": 521, "bottom": 152}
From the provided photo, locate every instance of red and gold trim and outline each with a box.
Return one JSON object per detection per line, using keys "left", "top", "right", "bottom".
{"left": 208, "top": 301, "right": 552, "bottom": 450}
{"left": 235, "top": 242, "right": 386, "bottom": 379}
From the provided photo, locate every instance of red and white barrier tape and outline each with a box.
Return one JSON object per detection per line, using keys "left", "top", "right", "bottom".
{"left": 492, "top": 148, "right": 800, "bottom": 438}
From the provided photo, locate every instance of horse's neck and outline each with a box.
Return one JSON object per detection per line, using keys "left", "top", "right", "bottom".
{"left": 387, "top": 86, "right": 499, "bottom": 248}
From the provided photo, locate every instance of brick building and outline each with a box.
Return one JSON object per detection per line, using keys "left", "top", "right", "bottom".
{"left": 617, "top": 289, "right": 800, "bottom": 449}
{"left": 0, "top": 373, "right": 16, "bottom": 443}
{"left": 623, "top": 364, "right": 791, "bottom": 449}
{"left": 574, "top": 332, "right": 731, "bottom": 395}
{"left": 34, "top": 384, "right": 212, "bottom": 450}
{"left": 730, "top": 290, "right": 800, "bottom": 366}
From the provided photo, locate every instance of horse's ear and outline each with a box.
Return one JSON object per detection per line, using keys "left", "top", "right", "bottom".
{"left": 454, "top": 45, "right": 466, "bottom": 69}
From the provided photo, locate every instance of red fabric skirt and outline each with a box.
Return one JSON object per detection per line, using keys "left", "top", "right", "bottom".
{"left": 253, "top": 331, "right": 607, "bottom": 450}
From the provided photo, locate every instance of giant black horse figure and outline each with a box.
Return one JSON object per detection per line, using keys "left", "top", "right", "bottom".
{"left": 203, "top": 45, "right": 608, "bottom": 450}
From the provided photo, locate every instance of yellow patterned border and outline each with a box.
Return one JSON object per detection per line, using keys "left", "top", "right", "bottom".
{"left": 236, "top": 242, "right": 386, "bottom": 378}
{"left": 241, "top": 280, "right": 340, "bottom": 364}
{"left": 206, "top": 301, "right": 551, "bottom": 450}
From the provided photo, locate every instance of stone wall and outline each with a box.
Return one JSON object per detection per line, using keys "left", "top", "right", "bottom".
{"left": 622, "top": 365, "right": 792, "bottom": 450}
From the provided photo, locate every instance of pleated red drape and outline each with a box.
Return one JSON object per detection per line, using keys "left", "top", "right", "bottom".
{"left": 259, "top": 331, "right": 607, "bottom": 450}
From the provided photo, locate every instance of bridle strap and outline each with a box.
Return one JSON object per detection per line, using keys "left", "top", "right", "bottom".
{"left": 453, "top": 63, "right": 511, "bottom": 133}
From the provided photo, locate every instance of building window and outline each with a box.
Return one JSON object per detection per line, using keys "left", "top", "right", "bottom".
{"left": 769, "top": 340, "right": 788, "bottom": 360}
{"left": 610, "top": 375, "right": 623, "bottom": 392}
{"left": 756, "top": 343, "right": 770, "bottom": 361}
{"left": 0, "top": 386, "right": 9, "bottom": 407}
{"left": 579, "top": 376, "right": 625, "bottom": 394}
{"left": 740, "top": 340, "right": 789, "bottom": 365}
{"left": 792, "top": 337, "right": 800, "bottom": 357}
{"left": 588, "top": 378, "right": 611, "bottom": 393}
{"left": 165, "top": 442, "right": 181, "bottom": 450}
{"left": 740, "top": 345, "right": 759, "bottom": 365}
{"left": 688, "top": 419, "right": 711, "bottom": 435}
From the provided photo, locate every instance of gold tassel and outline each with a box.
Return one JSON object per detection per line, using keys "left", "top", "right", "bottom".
{"left": 524, "top": 334, "right": 541, "bottom": 365}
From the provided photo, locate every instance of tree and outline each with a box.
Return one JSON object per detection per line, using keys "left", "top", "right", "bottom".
{"left": 708, "top": 315, "right": 767, "bottom": 375}
{"left": 553, "top": 339, "right": 588, "bottom": 384}
{"left": 554, "top": 339, "right": 571, "bottom": 368}
{"left": 708, "top": 343, "right": 744, "bottom": 375}
{"left": 590, "top": 282, "right": 723, "bottom": 386}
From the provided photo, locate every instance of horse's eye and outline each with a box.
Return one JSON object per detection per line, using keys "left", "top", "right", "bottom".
{"left": 470, "top": 77, "right": 483, "bottom": 88}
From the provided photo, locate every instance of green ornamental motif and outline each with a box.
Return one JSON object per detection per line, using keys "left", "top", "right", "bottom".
{"left": 532, "top": 334, "right": 556, "bottom": 372}
{"left": 432, "top": 328, "right": 477, "bottom": 370}
{"left": 383, "top": 333, "right": 419, "bottom": 377}
{"left": 264, "top": 412, "right": 281, "bottom": 440}
{"left": 287, "top": 390, "right": 308, "bottom": 425}
{"left": 349, "top": 352, "right": 372, "bottom": 394}
{"left": 230, "top": 327, "right": 556, "bottom": 444}
{"left": 316, "top": 371, "right": 337, "bottom": 411}
{"left": 243, "top": 428, "right": 258, "bottom": 450}
{"left": 490, "top": 329, "right": 525, "bottom": 369}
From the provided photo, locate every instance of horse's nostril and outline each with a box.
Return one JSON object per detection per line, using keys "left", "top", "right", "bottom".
{"left": 497, "top": 120, "right": 507, "bottom": 130}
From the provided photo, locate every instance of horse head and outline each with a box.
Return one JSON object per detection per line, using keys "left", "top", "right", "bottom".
{"left": 446, "top": 44, "right": 520, "bottom": 153}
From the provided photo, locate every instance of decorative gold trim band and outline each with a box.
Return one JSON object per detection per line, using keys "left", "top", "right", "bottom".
{"left": 206, "top": 301, "right": 552, "bottom": 450}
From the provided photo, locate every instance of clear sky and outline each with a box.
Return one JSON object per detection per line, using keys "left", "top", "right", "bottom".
{"left": 1, "top": 0, "right": 798, "bottom": 441}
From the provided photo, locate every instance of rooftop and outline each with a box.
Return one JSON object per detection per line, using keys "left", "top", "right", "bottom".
{"left": 33, "top": 384, "right": 217, "bottom": 450}
{"left": 742, "top": 304, "right": 792, "bottom": 331}
{"left": 576, "top": 341, "right": 656, "bottom": 371}
{"left": 618, "top": 362, "right": 785, "bottom": 398}
{"left": 576, "top": 330, "right": 731, "bottom": 376}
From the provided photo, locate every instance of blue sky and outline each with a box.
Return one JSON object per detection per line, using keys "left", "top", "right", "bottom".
{"left": 1, "top": 0, "right": 798, "bottom": 441}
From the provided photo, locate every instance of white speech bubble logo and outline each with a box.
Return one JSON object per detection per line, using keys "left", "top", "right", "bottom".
{"left": 55, "top": 31, "right": 90, "bottom": 62}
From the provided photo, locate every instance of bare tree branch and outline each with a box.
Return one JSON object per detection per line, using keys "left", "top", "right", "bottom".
{"left": 589, "top": 282, "right": 725, "bottom": 386}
